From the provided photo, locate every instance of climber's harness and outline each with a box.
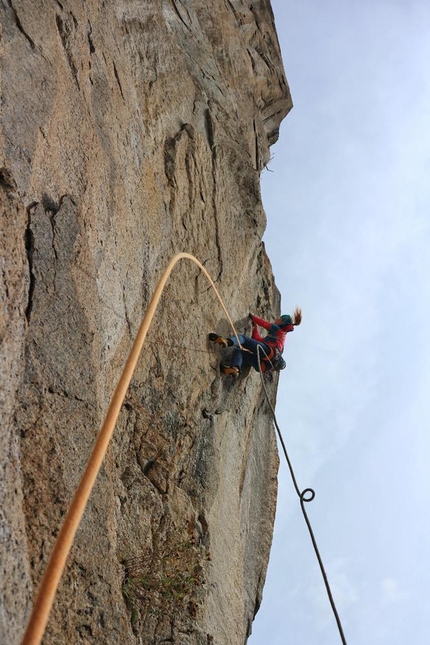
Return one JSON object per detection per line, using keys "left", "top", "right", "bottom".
{"left": 259, "top": 344, "right": 286, "bottom": 373}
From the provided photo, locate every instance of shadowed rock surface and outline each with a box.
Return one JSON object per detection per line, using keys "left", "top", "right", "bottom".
{"left": 0, "top": 1, "right": 292, "bottom": 643}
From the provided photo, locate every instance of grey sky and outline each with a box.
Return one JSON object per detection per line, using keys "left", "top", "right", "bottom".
{"left": 249, "top": 1, "right": 430, "bottom": 643}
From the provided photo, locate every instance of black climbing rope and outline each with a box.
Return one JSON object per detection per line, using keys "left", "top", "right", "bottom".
{"left": 256, "top": 345, "right": 348, "bottom": 645}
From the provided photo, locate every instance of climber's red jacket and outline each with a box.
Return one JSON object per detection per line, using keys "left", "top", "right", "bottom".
{"left": 250, "top": 314, "right": 294, "bottom": 354}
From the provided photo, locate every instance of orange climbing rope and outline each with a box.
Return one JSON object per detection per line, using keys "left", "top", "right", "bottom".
{"left": 21, "top": 253, "right": 242, "bottom": 645}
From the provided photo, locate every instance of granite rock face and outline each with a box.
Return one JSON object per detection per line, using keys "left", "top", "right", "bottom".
{"left": 0, "top": 1, "right": 292, "bottom": 643}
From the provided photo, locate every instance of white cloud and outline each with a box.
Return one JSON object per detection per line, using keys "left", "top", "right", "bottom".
{"left": 380, "top": 577, "right": 408, "bottom": 605}
{"left": 312, "top": 559, "right": 358, "bottom": 631}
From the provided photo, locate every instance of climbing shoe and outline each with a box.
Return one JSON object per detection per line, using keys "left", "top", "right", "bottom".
{"left": 208, "top": 333, "right": 233, "bottom": 348}
{"left": 220, "top": 364, "right": 240, "bottom": 378}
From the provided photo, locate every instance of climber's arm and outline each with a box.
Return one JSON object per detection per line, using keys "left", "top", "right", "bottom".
{"left": 250, "top": 314, "right": 274, "bottom": 332}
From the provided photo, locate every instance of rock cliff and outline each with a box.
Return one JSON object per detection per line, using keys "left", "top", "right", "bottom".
{"left": 0, "top": 1, "right": 292, "bottom": 643}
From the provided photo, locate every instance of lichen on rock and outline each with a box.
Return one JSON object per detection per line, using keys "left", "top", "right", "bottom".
{"left": 0, "top": 1, "right": 292, "bottom": 643}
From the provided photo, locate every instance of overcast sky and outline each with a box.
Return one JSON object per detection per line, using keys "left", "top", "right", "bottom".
{"left": 249, "top": 1, "right": 430, "bottom": 644}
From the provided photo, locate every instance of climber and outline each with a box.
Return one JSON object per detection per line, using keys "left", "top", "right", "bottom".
{"left": 209, "top": 308, "right": 302, "bottom": 378}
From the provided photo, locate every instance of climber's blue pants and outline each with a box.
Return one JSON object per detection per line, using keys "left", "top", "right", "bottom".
{"left": 228, "top": 335, "right": 270, "bottom": 372}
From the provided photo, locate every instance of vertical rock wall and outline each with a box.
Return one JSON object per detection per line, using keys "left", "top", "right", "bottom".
{"left": 0, "top": 1, "right": 292, "bottom": 643}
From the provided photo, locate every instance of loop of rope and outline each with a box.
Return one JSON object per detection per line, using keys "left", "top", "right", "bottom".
{"left": 256, "top": 345, "right": 347, "bottom": 645}
{"left": 21, "top": 253, "right": 242, "bottom": 645}
{"left": 300, "top": 487, "right": 316, "bottom": 503}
